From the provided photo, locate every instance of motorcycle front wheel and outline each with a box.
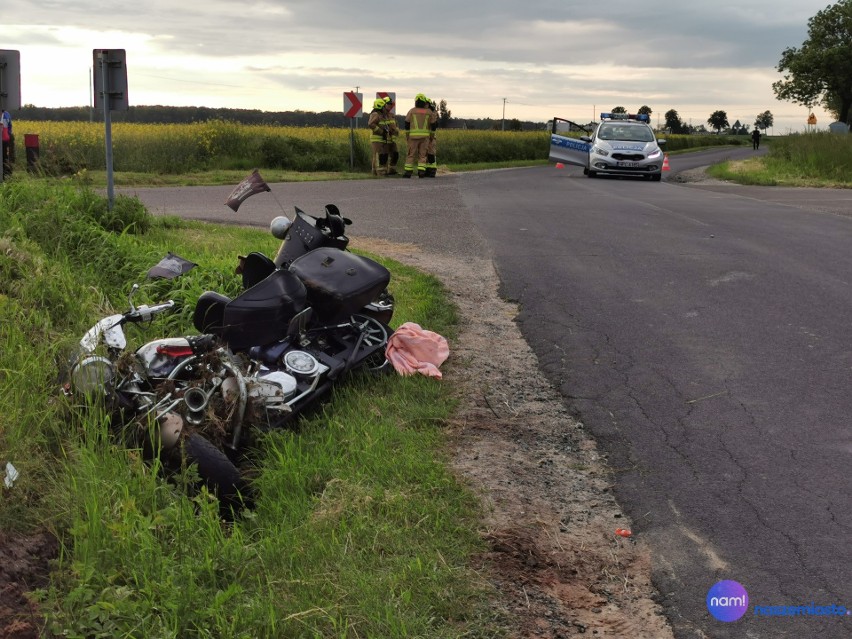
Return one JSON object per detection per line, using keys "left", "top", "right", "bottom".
{"left": 183, "top": 433, "right": 249, "bottom": 517}
{"left": 351, "top": 314, "right": 392, "bottom": 373}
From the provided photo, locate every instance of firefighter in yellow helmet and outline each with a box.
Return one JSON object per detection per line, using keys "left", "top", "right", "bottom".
{"left": 381, "top": 97, "right": 400, "bottom": 175}
{"left": 403, "top": 93, "right": 437, "bottom": 178}
{"left": 368, "top": 98, "right": 392, "bottom": 175}
{"left": 424, "top": 99, "right": 438, "bottom": 177}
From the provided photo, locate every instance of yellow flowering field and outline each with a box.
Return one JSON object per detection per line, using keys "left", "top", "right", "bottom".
{"left": 11, "top": 120, "right": 549, "bottom": 173}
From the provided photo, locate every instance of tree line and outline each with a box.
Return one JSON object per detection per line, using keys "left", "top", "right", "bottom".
{"left": 604, "top": 105, "right": 775, "bottom": 135}
{"left": 10, "top": 103, "right": 547, "bottom": 131}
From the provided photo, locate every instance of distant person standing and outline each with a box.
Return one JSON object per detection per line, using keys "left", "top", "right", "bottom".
{"left": 403, "top": 94, "right": 437, "bottom": 178}
{"left": 1, "top": 109, "right": 13, "bottom": 178}
{"left": 751, "top": 127, "right": 761, "bottom": 150}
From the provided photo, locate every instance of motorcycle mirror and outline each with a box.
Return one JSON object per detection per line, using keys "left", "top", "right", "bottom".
{"left": 270, "top": 216, "right": 292, "bottom": 240}
{"left": 128, "top": 283, "right": 140, "bottom": 312}
{"left": 324, "top": 204, "right": 351, "bottom": 226}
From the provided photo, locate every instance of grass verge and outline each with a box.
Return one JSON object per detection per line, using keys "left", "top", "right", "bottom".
{"left": 78, "top": 168, "right": 374, "bottom": 187}
{"left": 70, "top": 161, "right": 549, "bottom": 188}
{"left": 0, "top": 178, "right": 501, "bottom": 638}
{"left": 707, "top": 134, "right": 852, "bottom": 188}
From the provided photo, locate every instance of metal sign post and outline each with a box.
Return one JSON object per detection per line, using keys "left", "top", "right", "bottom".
{"left": 93, "top": 49, "right": 128, "bottom": 209}
{"left": 101, "top": 57, "right": 115, "bottom": 207}
{"left": 343, "top": 92, "right": 363, "bottom": 170}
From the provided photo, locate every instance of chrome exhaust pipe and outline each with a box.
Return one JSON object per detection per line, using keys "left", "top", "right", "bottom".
{"left": 183, "top": 386, "right": 210, "bottom": 425}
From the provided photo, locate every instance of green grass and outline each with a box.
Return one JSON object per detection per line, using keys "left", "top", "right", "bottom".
{"left": 86, "top": 168, "right": 374, "bottom": 187}
{"left": 66, "top": 162, "right": 550, "bottom": 188}
{"left": 443, "top": 159, "right": 549, "bottom": 172}
{"left": 707, "top": 133, "right": 852, "bottom": 187}
{"left": 0, "top": 179, "right": 502, "bottom": 638}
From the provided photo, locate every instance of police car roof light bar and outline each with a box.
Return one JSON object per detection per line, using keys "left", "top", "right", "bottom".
{"left": 600, "top": 113, "right": 650, "bottom": 123}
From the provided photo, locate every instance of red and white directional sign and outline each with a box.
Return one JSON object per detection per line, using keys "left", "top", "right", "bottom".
{"left": 343, "top": 91, "right": 363, "bottom": 118}
{"left": 376, "top": 92, "right": 396, "bottom": 114}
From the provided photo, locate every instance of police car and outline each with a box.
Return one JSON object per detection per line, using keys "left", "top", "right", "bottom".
{"left": 549, "top": 113, "right": 667, "bottom": 181}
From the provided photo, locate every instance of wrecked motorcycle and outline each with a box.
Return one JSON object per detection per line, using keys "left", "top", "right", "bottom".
{"left": 64, "top": 208, "right": 395, "bottom": 511}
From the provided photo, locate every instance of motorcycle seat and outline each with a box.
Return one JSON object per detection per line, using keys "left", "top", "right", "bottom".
{"left": 193, "top": 270, "right": 308, "bottom": 350}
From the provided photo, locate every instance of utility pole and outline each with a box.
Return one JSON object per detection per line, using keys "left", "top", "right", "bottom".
{"left": 89, "top": 68, "right": 93, "bottom": 122}
{"left": 502, "top": 98, "right": 507, "bottom": 131}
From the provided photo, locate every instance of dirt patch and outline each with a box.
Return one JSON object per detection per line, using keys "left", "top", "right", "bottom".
{"left": 354, "top": 238, "right": 675, "bottom": 638}
{"left": 0, "top": 530, "right": 57, "bottom": 639}
{"left": 669, "top": 166, "right": 732, "bottom": 186}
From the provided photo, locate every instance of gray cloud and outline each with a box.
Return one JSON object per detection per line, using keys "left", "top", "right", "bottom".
{"left": 4, "top": 0, "right": 836, "bottom": 130}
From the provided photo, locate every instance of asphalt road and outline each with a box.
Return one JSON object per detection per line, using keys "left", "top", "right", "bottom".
{"left": 124, "top": 150, "right": 852, "bottom": 638}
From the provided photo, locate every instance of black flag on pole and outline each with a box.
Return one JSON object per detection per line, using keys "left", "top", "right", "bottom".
{"left": 226, "top": 169, "right": 271, "bottom": 212}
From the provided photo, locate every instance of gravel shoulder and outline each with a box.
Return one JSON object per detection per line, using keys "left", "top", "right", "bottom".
{"left": 354, "top": 237, "right": 675, "bottom": 638}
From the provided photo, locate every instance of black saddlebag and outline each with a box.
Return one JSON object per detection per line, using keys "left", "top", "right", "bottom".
{"left": 289, "top": 247, "right": 390, "bottom": 322}
{"left": 222, "top": 269, "right": 307, "bottom": 349}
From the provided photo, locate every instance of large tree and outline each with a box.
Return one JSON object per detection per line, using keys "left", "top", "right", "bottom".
{"left": 707, "top": 110, "right": 730, "bottom": 133}
{"left": 437, "top": 99, "right": 452, "bottom": 128}
{"left": 754, "top": 110, "right": 775, "bottom": 132}
{"left": 772, "top": 0, "right": 852, "bottom": 124}
{"left": 664, "top": 109, "right": 684, "bottom": 133}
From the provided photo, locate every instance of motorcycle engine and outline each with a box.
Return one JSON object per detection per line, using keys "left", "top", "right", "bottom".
{"left": 253, "top": 369, "right": 298, "bottom": 400}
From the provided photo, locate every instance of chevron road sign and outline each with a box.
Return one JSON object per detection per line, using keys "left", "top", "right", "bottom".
{"left": 343, "top": 91, "right": 363, "bottom": 118}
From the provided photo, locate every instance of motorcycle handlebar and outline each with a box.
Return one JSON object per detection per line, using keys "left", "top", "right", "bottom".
{"left": 125, "top": 300, "right": 175, "bottom": 323}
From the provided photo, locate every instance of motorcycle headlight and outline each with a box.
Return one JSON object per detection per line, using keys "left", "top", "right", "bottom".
{"left": 70, "top": 356, "right": 115, "bottom": 395}
{"left": 592, "top": 146, "right": 609, "bottom": 157}
{"left": 270, "top": 216, "right": 292, "bottom": 240}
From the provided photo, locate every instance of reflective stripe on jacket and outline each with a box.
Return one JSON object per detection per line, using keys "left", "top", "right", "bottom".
{"left": 381, "top": 115, "right": 399, "bottom": 141}
{"left": 405, "top": 107, "right": 434, "bottom": 138}
{"left": 368, "top": 109, "right": 387, "bottom": 143}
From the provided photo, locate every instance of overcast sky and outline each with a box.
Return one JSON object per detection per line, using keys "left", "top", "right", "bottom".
{"left": 3, "top": 0, "right": 841, "bottom": 131}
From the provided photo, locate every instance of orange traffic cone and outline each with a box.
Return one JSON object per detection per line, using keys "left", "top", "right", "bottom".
{"left": 555, "top": 162, "right": 565, "bottom": 169}
{"left": 662, "top": 154, "right": 670, "bottom": 171}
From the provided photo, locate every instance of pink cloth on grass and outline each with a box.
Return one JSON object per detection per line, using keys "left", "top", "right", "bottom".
{"left": 385, "top": 322, "right": 450, "bottom": 378}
